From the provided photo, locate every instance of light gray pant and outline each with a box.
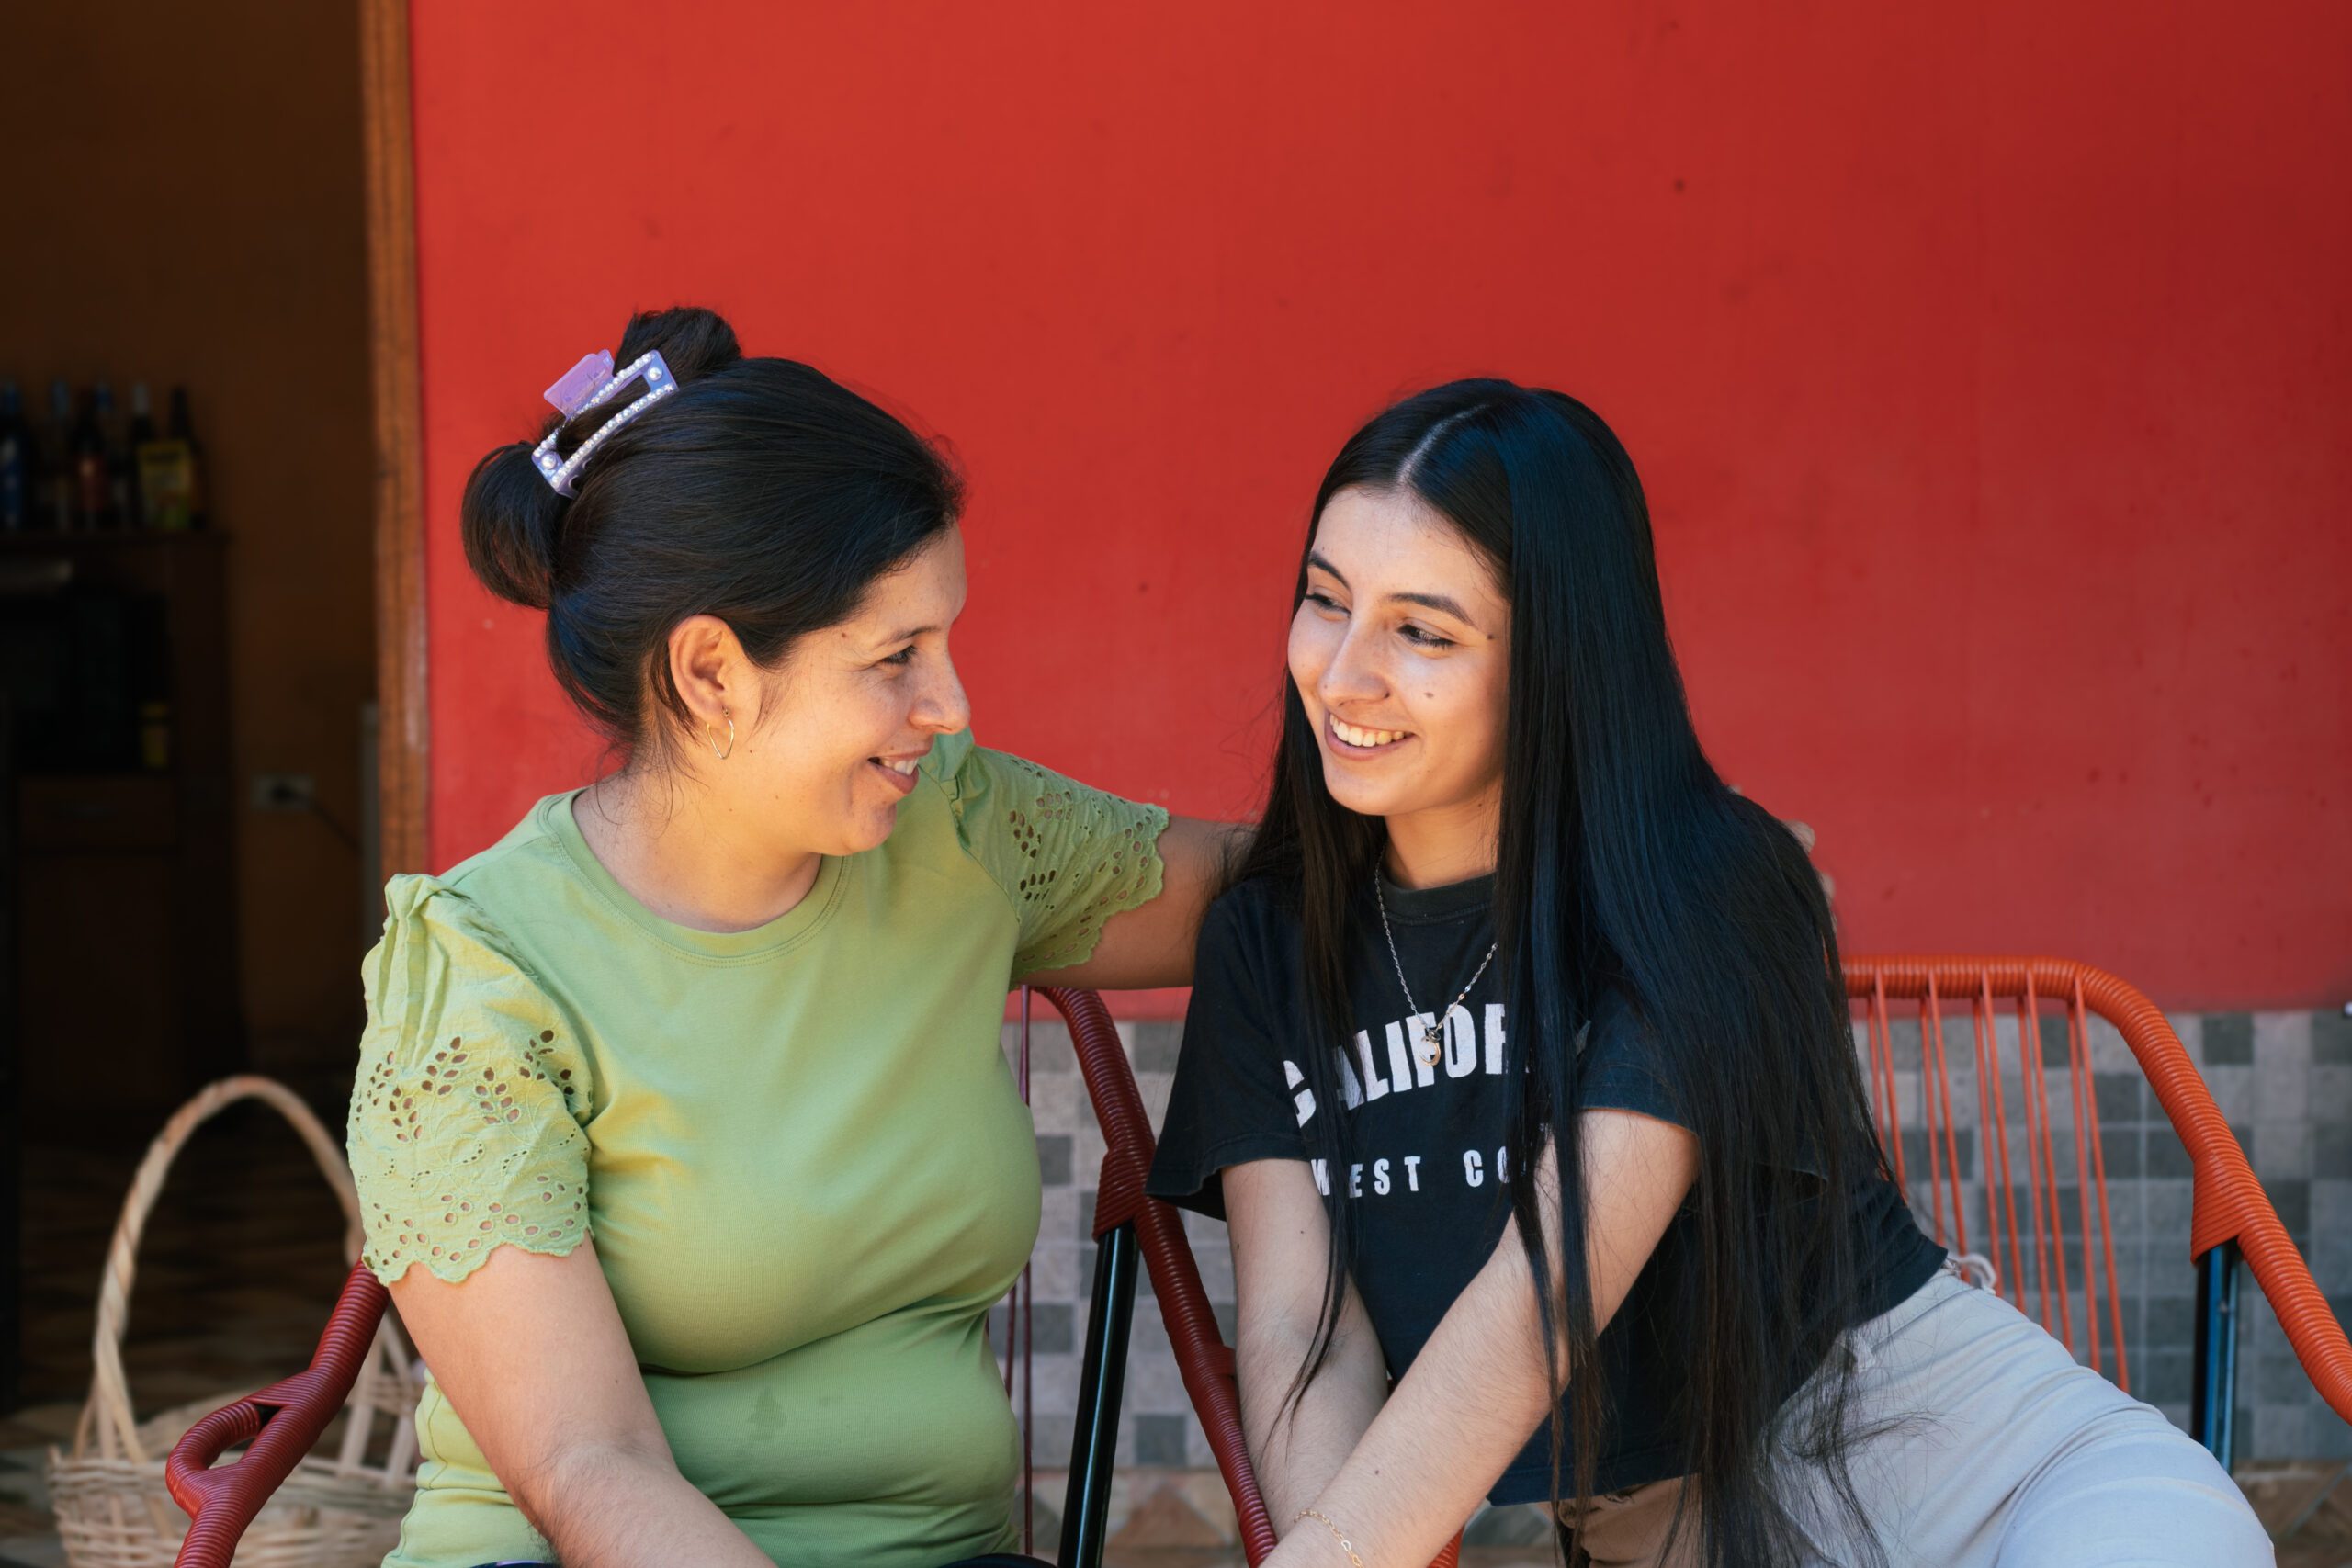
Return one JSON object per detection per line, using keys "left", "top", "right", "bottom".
{"left": 1562, "top": 1265, "right": 2274, "bottom": 1566}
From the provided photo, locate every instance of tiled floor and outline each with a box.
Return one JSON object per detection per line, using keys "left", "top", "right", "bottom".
{"left": 6, "top": 1105, "right": 2344, "bottom": 1568}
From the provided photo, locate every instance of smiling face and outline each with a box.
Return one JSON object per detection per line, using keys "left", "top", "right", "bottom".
{"left": 1287, "top": 486, "right": 1512, "bottom": 875}
{"left": 718, "top": 525, "right": 973, "bottom": 857}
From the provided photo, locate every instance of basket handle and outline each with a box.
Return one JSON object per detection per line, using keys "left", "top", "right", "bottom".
{"left": 80, "top": 1076, "right": 366, "bottom": 1466}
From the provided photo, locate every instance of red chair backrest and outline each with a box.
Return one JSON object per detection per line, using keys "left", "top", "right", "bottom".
{"left": 1845, "top": 956, "right": 2350, "bottom": 1419}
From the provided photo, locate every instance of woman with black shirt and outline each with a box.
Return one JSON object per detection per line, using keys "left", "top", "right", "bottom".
{"left": 1147, "top": 382, "right": 2268, "bottom": 1567}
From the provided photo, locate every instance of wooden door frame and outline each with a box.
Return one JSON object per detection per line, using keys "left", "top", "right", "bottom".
{"left": 360, "top": 0, "right": 428, "bottom": 875}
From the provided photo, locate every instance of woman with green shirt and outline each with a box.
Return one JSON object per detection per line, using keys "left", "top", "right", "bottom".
{"left": 345, "top": 307, "right": 1230, "bottom": 1568}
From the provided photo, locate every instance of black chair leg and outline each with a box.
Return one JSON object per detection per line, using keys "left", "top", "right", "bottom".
{"left": 1059, "top": 1222, "right": 1138, "bottom": 1568}
{"left": 2190, "top": 1240, "right": 2241, "bottom": 1468}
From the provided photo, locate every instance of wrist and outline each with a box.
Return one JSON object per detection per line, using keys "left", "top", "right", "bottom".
{"left": 1294, "top": 1507, "right": 1368, "bottom": 1568}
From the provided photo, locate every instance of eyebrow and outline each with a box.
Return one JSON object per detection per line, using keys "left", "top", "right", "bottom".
{"left": 1306, "top": 551, "right": 1477, "bottom": 624}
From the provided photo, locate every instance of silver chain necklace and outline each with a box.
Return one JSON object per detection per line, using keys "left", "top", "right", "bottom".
{"left": 1374, "top": 869, "right": 1498, "bottom": 1067}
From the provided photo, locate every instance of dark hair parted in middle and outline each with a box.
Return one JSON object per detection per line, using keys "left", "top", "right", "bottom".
{"left": 1232, "top": 380, "right": 1889, "bottom": 1568}
{"left": 459, "top": 305, "right": 964, "bottom": 760}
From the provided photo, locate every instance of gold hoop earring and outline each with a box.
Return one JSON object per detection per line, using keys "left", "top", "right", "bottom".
{"left": 707, "top": 708, "right": 735, "bottom": 761}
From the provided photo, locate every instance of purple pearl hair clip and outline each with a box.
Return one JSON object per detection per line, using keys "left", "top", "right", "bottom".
{"left": 529, "top": 348, "right": 677, "bottom": 496}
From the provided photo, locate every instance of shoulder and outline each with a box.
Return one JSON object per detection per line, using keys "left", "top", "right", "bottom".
{"left": 408, "top": 794, "right": 580, "bottom": 941}
{"left": 1203, "top": 874, "right": 1295, "bottom": 943}
{"left": 377, "top": 871, "right": 528, "bottom": 970}
{"left": 363, "top": 865, "right": 556, "bottom": 1029}
{"left": 1190, "top": 876, "right": 1301, "bottom": 997}
{"left": 1575, "top": 983, "right": 1688, "bottom": 1124}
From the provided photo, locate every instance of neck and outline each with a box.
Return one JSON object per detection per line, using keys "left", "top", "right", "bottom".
{"left": 576, "top": 770, "right": 821, "bottom": 933}
{"left": 1381, "top": 786, "right": 1501, "bottom": 889}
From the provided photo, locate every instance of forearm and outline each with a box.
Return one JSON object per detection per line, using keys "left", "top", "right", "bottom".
{"left": 1274, "top": 1241, "right": 1554, "bottom": 1568}
{"left": 1270, "top": 1117, "right": 1696, "bottom": 1568}
{"left": 1239, "top": 1314, "right": 1390, "bottom": 1524}
{"left": 521, "top": 1439, "right": 773, "bottom": 1568}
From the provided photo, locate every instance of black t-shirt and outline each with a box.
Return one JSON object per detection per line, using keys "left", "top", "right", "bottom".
{"left": 1146, "top": 871, "right": 1946, "bottom": 1502}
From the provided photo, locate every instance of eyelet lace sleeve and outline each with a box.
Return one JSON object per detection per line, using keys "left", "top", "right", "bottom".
{"left": 346, "top": 875, "right": 594, "bottom": 1286}
{"left": 950, "top": 743, "right": 1171, "bottom": 977}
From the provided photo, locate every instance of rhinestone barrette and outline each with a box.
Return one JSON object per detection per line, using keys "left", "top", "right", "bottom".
{"left": 529, "top": 348, "right": 677, "bottom": 497}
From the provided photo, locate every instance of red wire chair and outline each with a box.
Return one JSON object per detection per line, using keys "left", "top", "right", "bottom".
{"left": 1844, "top": 957, "right": 2351, "bottom": 1464}
{"left": 162, "top": 986, "right": 1463, "bottom": 1568}
{"left": 166, "top": 960, "right": 2343, "bottom": 1567}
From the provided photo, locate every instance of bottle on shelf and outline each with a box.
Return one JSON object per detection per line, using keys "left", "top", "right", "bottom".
{"left": 94, "top": 382, "right": 134, "bottom": 528}
{"left": 169, "top": 384, "right": 207, "bottom": 530}
{"left": 139, "top": 384, "right": 204, "bottom": 532}
{"left": 126, "top": 382, "right": 156, "bottom": 525}
{"left": 0, "top": 381, "right": 28, "bottom": 531}
{"left": 72, "top": 386, "right": 110, "bottom": 529}
{"left": 44, "top": 378, "right": 75, "bottom": 531}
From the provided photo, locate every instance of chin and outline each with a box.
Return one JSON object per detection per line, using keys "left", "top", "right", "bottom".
{"left": 1317, "top": 763, "right": 1403, "bottom": 820}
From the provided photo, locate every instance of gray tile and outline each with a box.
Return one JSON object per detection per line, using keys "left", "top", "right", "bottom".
{"left": 2256, "top": 1065, "right": 2311, "bottom": 1125}
{"left": 2314, "top": 1008, "right": 2352, "bottom": 1065}
{"left": 1132, "top": 1021, "right": 1183, "bottom": 1074}
{"left": 2147, "top": 1127, "right": 2193, "bottom": 1179}
{"left": 988, "top": 1297, "right": 1077, "bottom": 1363}
{"left": 1008, "top": 1020, "right": 1078, "bottom": 1074}
{"left": 2147, "top": 1293, "right": 2196, "bottom": 1347}
{"left": 1030, "top": 1412, "right": 1076, "bottom": 1469}
{"left": 1031, "top": 1302, "right": 1075, "bottom": 1355}
{"left": 2317, "top": 1122, "right": 2352, "bottom": 1181}
{"left": 2138, "top": 1348, "right": 2194, "bottom": 1404}
{"left": 2255, "top": 1012, "right": 2314, "bottom": 1072}
{"left": 2252, "top": 1403, "right": 2311, "bottom": 1461}
{"left": 2200, "top": 1064, "right": 2255, "bottom": 1124}
{"left": 1133, "top": 1412, "right": 1189, "bottom": 1465}
{"left": 1036, "top": 1132, "right": 1073, "bottom": 1188}
{"left": 2098, "top": 1127, "right": 2143, "bottom": 1179}
{"left": 2312, "top": 1235, "right": 2352, "bottom": 1294}
{"left": 2094, "top": 1072, "right": 2146, "bottom": 1126}
{"left": 1899, "top": 1127, "right": 1975, "bottom": 1177}
{"left": 2253, "top": 1121, "right": 2312, "bottom": 1182}
{"left": 2311, "top": 1182, "right": 2352, "bottom": 1270}
{"left": 2203, "top": 1014, "right": 2254, "bottom": 1066}
{"left": 2259, "top": 1353, "right": 2318, "bottom": 1402}
{"left": 2312, "top": 1063, "right": 2352, "bottom": 1118}
{"left": 2040, "top": 1014, "right": 2072, "bottom": 1068}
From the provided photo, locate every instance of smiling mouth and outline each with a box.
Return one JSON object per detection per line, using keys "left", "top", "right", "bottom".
{"left": 868, "top": 754, "right": 924, "bottom": 795}
{"left": 1327, "top": 716, "right": 1412, "bottom": 753}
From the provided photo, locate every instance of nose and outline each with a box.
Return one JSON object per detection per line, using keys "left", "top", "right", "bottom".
{"left": 1316, "top": 622, "right": 1388, "bottom": 713}
{"left": 913, "top": 650, "right": 972, "bottom": 736}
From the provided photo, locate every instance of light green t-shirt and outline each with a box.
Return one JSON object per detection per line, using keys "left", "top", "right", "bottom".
{"left": 346, "top": 732, "right": 1169, "bottom": 1568}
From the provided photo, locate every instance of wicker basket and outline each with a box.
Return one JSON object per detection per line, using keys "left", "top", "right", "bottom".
{"left": 48, "top": 1076, "right": 423, "bottom": 1568}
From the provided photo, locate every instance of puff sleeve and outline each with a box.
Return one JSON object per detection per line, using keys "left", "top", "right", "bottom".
{"left": 346, "top": 875, "right": 595, "bottom": 1286}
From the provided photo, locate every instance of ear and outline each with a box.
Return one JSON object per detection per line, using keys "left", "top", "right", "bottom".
{"left": 665, "top": 615, "right": 751, "bottom": 728}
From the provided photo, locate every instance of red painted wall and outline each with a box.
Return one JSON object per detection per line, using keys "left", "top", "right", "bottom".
{"left": 410, "top": 4, "right": 2350, "bottom": 1010}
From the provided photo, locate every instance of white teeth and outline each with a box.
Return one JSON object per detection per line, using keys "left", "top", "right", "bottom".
{"left": 880, "top": 758, "right": 920, "bottom": 775}
{"left": 1332, "top": 719, "right": 1407, "bottom": 749}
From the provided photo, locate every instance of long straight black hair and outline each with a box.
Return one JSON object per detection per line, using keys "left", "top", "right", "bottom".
{"left": 1230, "top": 381, "right": 1890, "bottom": 1568}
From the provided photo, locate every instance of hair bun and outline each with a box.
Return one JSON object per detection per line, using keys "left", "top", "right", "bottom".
{"left": 616, "top": 306, "right": 741, "bottom": 384}
{"left": 459, "top": 441, "right": 566, "bottom": 610}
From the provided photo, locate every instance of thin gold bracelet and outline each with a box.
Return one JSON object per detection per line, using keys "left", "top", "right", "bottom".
{"left": 1295, "top": 1508, "right": 1366, "bottom": 1568}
